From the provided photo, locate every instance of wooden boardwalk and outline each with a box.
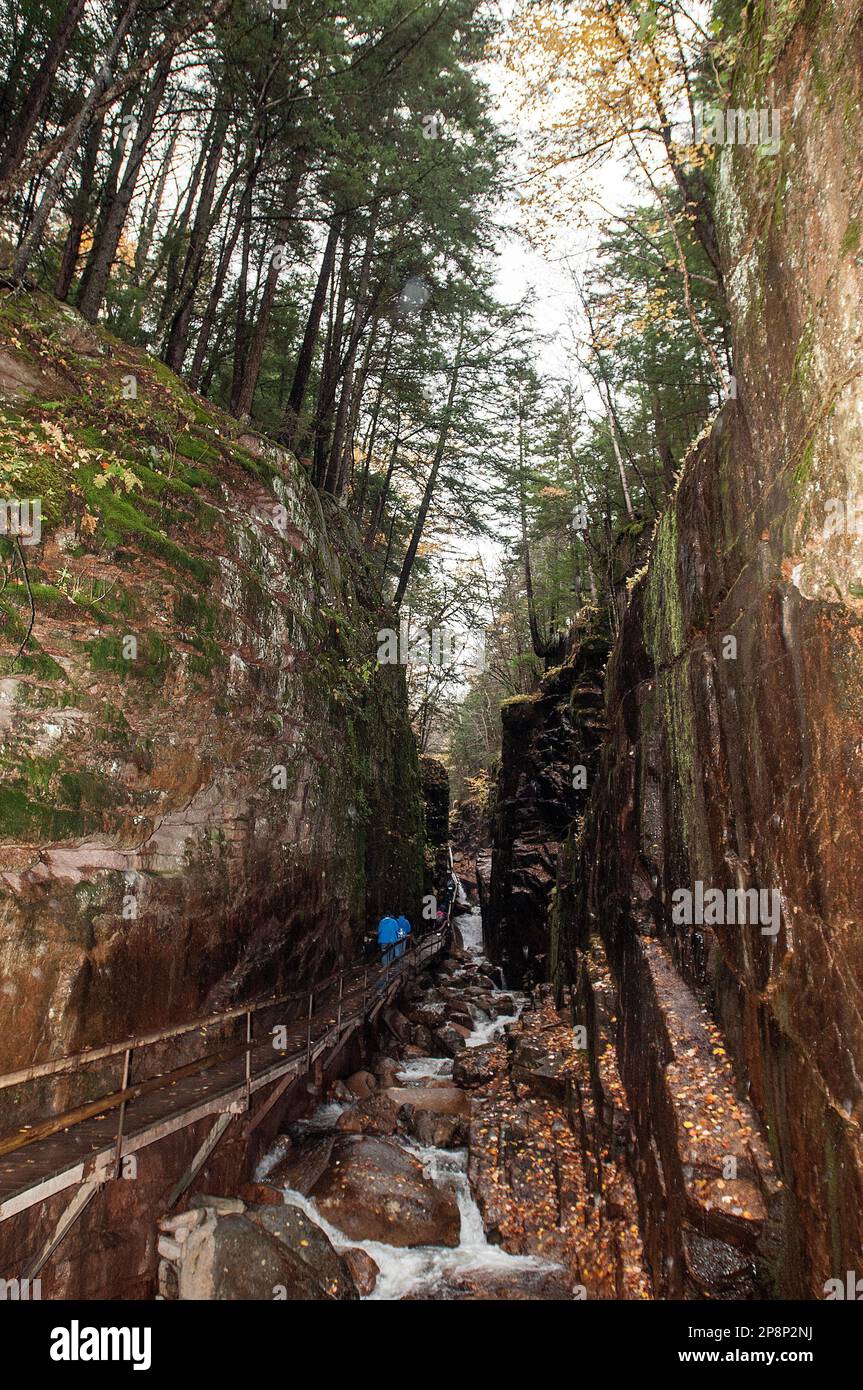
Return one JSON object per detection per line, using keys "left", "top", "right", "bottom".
{"left": 0, "top": 930, "right": 444, "bottom": 1271}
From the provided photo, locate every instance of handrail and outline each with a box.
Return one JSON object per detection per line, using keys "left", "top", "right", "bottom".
{"left": 0, "top": 955, "right": 369, "bottom": 1091}
{"left": 0, "top": 929, "right": 444, "bottom": 1101}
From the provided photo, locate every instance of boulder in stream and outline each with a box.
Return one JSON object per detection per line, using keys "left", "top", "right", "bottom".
{"left": 309, "top": 1134, "right": 461, "bottom": 1247}
{"left": 371, "top": 1055, "right": 401, "bottom": 1087}
{"left": 343, "top": 1247, "right": 380, "bottom": 1296}
{"left": 170, "top": 1207, "right": 359, "bottom": 1300}
{"left": 336, "top": 1093, "right": 401, "bottom": 1135}
{"left": 345, "top": 1069, "right": 377, "bottom": 1098}
{"left": 432, "top": 1023, "right": 469, "bottom": 1057}
{"left": 452, "top": 1044, "right": 496, "bottom": 1089}
{"left": 405, "top": 1266, "right": 577, "bottom": 1300}
{"left": 269, "top": 1133, "right": 336, "bottom": 1195}
{"left": 385, "top": 1085, "right": 469, "bottom": 1149}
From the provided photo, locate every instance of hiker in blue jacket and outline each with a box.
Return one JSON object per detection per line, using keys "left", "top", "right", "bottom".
{"left": 395, "top": 913, "right": 412, "bottom": 959}
{"left": 377, "top": 912, "right": 400, "bottom": 968}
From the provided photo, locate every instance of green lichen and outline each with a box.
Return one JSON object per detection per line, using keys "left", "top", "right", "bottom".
{"left": 790, "top": 317, "right": 816, "bottom": 394}
{"left": 0, "top": 784, "right": 96, "bottom": 839}
{"left": 643, "top": 508, "right": 684, "bottom": 668}
{"left": 839, "top": 219, "right": 861, "bottom": 256}
{"left": 85, "top": 630, "right": 171, "bottom": 684}
{"left": 658, "top": 658, "right": 702, "bottom": 854}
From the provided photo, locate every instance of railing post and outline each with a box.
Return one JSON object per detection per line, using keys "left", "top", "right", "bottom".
{"left": 112, "top": 1047, "right": 132, "bottom": 1180}
{"left": 245, "top": 1010, "right": 252, "bottom": 1109}
{"left": 336, "top": 972, "right": 344, "bottom": 1034}
{"left": 306, "top": 990, "right": 314, "bottom": 1071}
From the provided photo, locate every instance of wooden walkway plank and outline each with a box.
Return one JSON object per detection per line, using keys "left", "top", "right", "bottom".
{"left": 0, "top": 930, "right": 446, "bottom": 1227}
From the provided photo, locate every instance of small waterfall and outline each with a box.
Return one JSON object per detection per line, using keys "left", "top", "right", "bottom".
{"left": 258, "top": 911, "right": 554, "bottom": 1299}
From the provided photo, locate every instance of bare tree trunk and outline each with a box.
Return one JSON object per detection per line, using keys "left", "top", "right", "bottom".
{"left": 187, "top": 191, "right": 241, "bottom": 390}
{"left": 312, "top": 224, "right": 352, "bottom": 486}
{"left": 355, "top": 318, "right": 395, "bottom": 519}
{"left": 133, "top": 124, "right": 178, "bottom": 282}
{"left": 606, "top": 399, "right": 635, "bottom": 522}
{"left": 517, "top": 392, "right": 553, "bottom": 660}
{"left": 340, "top": 315, "right": 379, "bottom": 501}
{"left": 365, "top": 409, "right": 400, "bottom": 548}
{"left": 12, "top": 0, "right": 141, "bottom": 280}
{"left": 228, "top": 189, "right": 256, "bottom": 413}
{"left": 78, "top": 54, "right": 173, "bottom": 322}
{"left": 324, "top": 202, "right": 379, "bottom": 495}
{"left": 54, "top": 114, "right": 103, "bottom": 300}
{"left": 280, "top": 212, "right": 339, "bottom": 449}
{"left": 155, "top": 115, "right": 213, "bottom": 335}
{"left": 163, "top": 104, "right": 230, "bottom": 372}
{"left": 393, "top": 313, "right": 465, "bottom": 608}
{"left": 0, "top": 0, "right": 87, "bottom": 187}
{"left": 199, "top": 299, "right": 231, "bottom": 396}
{"left": 234, "top": 145, "right": 308, "bottom": 419}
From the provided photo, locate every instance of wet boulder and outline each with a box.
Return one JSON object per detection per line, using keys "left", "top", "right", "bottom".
{"left": 406, "top": 1110, "right": 467, "bottom": 1149}
{"left": 309, "top": 1135, "right": 460, "bottom": 1247}
{"left": 410, "top": 1024, "right": 434, "bottom": 1051}
{"left": 343, "top": 1247, "right": 379, "bottom": 1297}
{"left": 384, "top": 1086, "right": 469, "bottom": 1117}
{"left": 405, "top": 1000, "right": 447, "bottom": 1029}
{"left": 269, "top": 1133, "right": 336, "bottom": 1195}
{"left": 345, "top": 1069, "right": 377, "bottom": 1099}
{"left": 172, "top": 1208, "right": 359, "bottom": 1300}
{"left": 444, "top": 1004, "right": 486, "bottom": 1031}
{"left": 433, "top": 1022, "right": 470, "bottom": 1057}
{"left": 248, "top": 1204, "right": 359, "bottom": 1299}
{"left": 407, "top": 1266, "right": 577, "bottom": 1300}
{"left": 382, "top": 1006, "right": 412, "bottom": 1044}
{"left": 385, "top": 1086, "right": 469, "bottom": 1149}
{"left": 371, "top": 1055, "right": 400, "bottom": 1087}
{"left": 453, "top": 1044, "right": 496, "bottom": 1089}
{"left": 237, "top": 1182, "right": 284, "bottom": 1206}
{"left": 335, "top": 1093, "right": 401, "bottom": 1136}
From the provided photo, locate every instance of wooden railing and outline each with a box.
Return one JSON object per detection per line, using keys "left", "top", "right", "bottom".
{"left": 0, "top": 925, "right": 446, "bottom": 1171}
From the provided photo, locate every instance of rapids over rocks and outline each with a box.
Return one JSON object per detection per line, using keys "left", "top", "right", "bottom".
{"left": 157, "top": 910, "right": 652, "bottom": 1300}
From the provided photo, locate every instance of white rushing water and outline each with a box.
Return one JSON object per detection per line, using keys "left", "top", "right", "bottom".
{"left": 457, "top": 906, "right": 484, "bottom": 956}
{"left": 277, "top": 1133, "right": 556, "bottom": 1301}
{"left": 459, "top": 906, "right": 524, "bottom": 1048}
{"left": 396, "top": 1055, "right": 453, "bottom": 1083}
{"left": 260, "top": 904, "right": 552, "bottom": 1299}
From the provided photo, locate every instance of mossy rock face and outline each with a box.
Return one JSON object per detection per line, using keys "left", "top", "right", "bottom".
{"left": 560, "top": 0, "right": 863, "bottom": 1301}
{"left": 486, "top": 629, "right": 608, "bottom": 988}
{"left": 0, "top": 291, "right": 424, "bottom": 1113}
{"left": 420, "top": 755, "right": 450, "bottom": 891}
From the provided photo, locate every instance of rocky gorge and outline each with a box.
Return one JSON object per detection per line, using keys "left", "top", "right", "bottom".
{"left": 0, "top": 292, "right": 424, "bottom": 1296}
{"left": 157, "top": 912, "right": 651, "bottom": 1301}
{"left": 482, "top": 0, "right": 863, "bottom": 1302}
{"left": 0, "top": 0, "right": 860, "bottom": 1320}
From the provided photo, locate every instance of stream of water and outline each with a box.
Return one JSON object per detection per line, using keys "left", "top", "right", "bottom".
{"left": 259, "top": 907, "right": 558, "bottom": 1299}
